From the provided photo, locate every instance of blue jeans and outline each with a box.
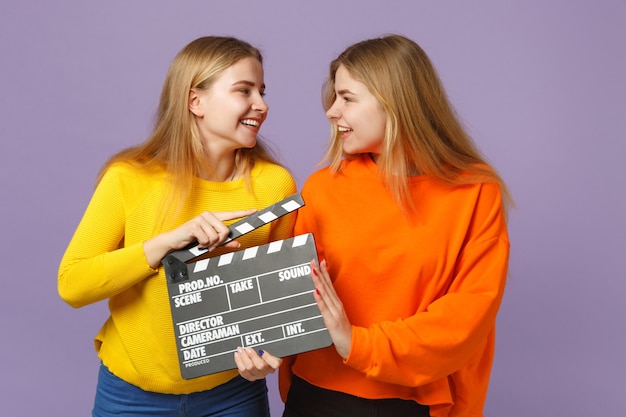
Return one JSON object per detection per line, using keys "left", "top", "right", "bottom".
{"left": 93, "top": 364, "right": 270, "bottom": 417}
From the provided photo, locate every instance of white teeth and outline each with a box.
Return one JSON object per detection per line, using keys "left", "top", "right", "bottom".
{"left": 241, "top": 119, "right": 259, "bottom": 127}
{"left": 338, "top": 126, "right": 352, "bottom": 132}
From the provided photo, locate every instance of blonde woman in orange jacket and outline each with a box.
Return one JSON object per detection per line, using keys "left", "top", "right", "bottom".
{"left": 280, "top": 34, "right": 512, "bottom": 417}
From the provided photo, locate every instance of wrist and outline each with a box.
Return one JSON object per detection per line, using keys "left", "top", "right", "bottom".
{"left": 143, "top": 234, "right": 172, "bottom": 269}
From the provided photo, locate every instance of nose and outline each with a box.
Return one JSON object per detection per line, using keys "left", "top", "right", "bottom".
{"left": 253, "top": 95, "right": 269, "bottom": 114}
{"left": 326, "top": 100, "right": 340, "bottom": 120}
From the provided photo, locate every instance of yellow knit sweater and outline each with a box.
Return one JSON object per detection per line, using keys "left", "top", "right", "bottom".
{"left": 59, "top": 160, "right": 296, "bottom": 394}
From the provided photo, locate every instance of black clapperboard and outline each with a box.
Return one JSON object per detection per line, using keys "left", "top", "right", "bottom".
{"left": 162, "top": 193, "right": 332, "bottom": 379}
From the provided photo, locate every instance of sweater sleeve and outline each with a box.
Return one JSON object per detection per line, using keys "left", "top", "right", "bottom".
{"left": 267, "top": 177, "right": 298, "bottom": 243}
{"left": 58, "top": 168, "right": 156, "bottom": 308}
{"left": 345, "top": 183, "right": 510, "bottom": 387}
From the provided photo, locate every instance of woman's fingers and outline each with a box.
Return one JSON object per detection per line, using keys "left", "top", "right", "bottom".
{"left": 258, "top": 350, "right": 283, "bottom": 369}
{"left": 185, "top": 209, "right": 258, "bottom": 250}
{"left": 310, "top": 259, "right": 353, "bottom": 359}
{"left": 311, "top": 260, "right": 340, "bottom": 314}
{"left": 214, "top": 209, "right": 258, "bottom": 222}
{"left": 234, "top": 347, "right": 282, "bottom": 381}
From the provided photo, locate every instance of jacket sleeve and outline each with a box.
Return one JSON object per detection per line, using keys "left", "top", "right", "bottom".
{"left": 57, "top": 168, "right": 155, "bottom": 308}
{"left": 344, "top": 183, "right": 510, "bottom": 386}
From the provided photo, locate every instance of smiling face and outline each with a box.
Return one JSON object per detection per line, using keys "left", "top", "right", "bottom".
{"left": 189, "top": 57, "right": 268, "bottom": 156}
{"left": 326, "top": 65, "right": 387, "bottom": 157}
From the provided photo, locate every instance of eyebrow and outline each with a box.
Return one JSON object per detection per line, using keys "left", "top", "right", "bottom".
{"left": 232, "top": 80, "right": 266, "bottom": 89}
{"left": 337, "top": 89, "right": 355, "bottom": 95}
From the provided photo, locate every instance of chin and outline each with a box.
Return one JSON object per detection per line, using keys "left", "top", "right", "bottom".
{"left": 238, "top": 138, "right": 258, "bottom": 149}
{"left": 342, "top": 145, "right": 363, "bottom": 155}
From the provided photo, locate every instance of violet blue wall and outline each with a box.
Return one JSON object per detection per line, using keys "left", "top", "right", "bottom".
{"left": 1, "top": 1, "right": 624, "bottom": 415}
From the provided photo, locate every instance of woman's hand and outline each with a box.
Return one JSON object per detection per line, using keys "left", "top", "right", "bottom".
{"left": 234, "top": 347, "right": 283, "bottom": 381}
{"left": 310, "top": 259, "right": 353, "bottom": 359}
{"left": 143, "top": 209, "right": 257, "bottom": 269}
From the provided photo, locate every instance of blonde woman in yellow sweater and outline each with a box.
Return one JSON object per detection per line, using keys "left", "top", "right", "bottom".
{"left": 280, "top": 35, "right": 512, "bottom": 417}
{"left": 59, "top": 36, "right": 295, "bottom": 417}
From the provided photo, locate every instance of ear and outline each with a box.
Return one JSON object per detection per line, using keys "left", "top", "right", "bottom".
{"left": 188, "top": 89, "right": 204, "bottom": 117}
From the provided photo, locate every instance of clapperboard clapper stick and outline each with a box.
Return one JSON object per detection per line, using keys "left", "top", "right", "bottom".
{"left": 162, "top": 193, "right": 332, "bottom": 379}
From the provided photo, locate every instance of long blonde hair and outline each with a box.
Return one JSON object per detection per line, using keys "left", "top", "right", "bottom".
{"left": 323, "top": 34, "right": 512, "bottom": 212}
{"left": 97, "top": 36, "right": 279, "bottom": 218}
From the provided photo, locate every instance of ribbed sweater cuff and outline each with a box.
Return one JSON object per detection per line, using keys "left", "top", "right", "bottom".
{"left": 344, "top": 326, "right": 373, "bottom": 373}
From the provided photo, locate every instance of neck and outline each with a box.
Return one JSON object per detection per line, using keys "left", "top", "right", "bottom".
{"left": 368, "top": 153, "right": 421, "bottom": 177}
{"left": 198, "top": 157, "right": 238, "bottom": 182}
{"left": 199, "top": 166, "right": 238, "bottom": 182}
